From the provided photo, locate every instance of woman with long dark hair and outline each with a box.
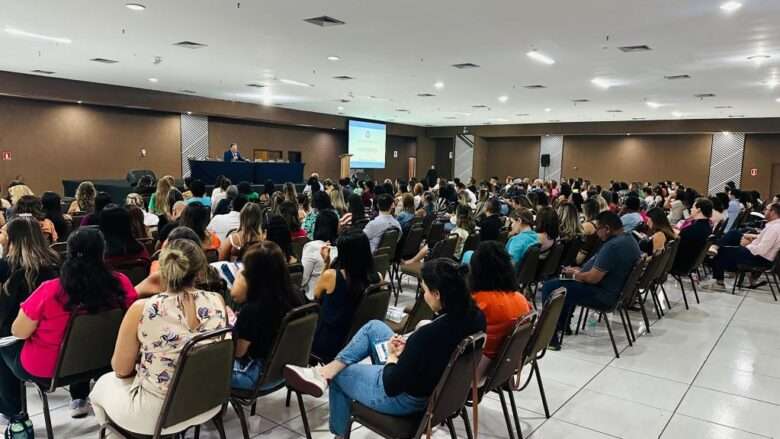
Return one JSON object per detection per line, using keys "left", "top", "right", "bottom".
{"left": 230, "top": 241, "right": 304, "bottom": 389}
{"left": 279, "top": 200, "right": 306, "bottom": 239}
{"left": 265, "top": 215, "right": 298, "bottom": 264}
{"left": 99, "top": 206, "right": 149, "bottom": 266}
{"left": 219, "top": 202, "right": 264, "bottom": 261}
{"left": 179, "top": 202, "right": 221, "bottom": 251}
{"left": 4, "top": 195, "right": 59, "bottom": 244}
{"left": 310, "top": 229, "right": 376, "bottom": 362}
{"left": 285, "top": 258, "right": 485, "bottom": 438}
{"left": 1, "top": 228, "right": 137, "bottom": 420}
{"left": 303, "top": 191, "right": 336, "bottom": 239}
{"left": 338, "top": 193, "right": 367, "bottom": 230}
{"left": 644, "top": 207, "right": 677, "bottom": 254}
{"left": 41, "top": 191, "right": 69, "bottom": 242}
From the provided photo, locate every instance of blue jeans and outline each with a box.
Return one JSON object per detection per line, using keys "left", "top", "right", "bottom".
{"left": 541, "top": 279, "right": 619, "bottom": 332}
{"left": 231, "top": 359, "right": 284, "bottom": 391}
{"left": 329, "top": 320, "right": 427, "bottom": 436}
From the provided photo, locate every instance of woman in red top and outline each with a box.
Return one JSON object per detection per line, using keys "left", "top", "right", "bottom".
{"left": 468, "top": 241, "right": 532, "bottom": 376}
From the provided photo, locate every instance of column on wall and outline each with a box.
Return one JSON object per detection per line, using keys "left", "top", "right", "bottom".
{"left": 454, "top": 134, "right": 475, "bottom": 182}
{"left": 539, "top": 135, "right": 563, "bottom": 181}
{"left": 707, "top": 132, "right": 745, "bottom": 195}
{"left": 181, "top": 114, "right": 209, "bottom": 178}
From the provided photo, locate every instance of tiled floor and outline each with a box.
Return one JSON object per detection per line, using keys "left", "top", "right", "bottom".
{"left": 19, "top": 276, "right": 780, "bottom": 438}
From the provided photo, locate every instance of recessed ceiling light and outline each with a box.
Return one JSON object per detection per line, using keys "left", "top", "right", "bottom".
{"left": 327, "top": 55, "right": 341, "bottom": 61}
{"left": 722, "top": 130, "right": 731, "bottom": 135}
{"left": 434, "top": 81, "right": 445, "bottom": 89}
{"left": 77, "top": 100, "right": 83, "bottom": 104}
{"left": 4, "top": 27, "right": 72, "bottom": 44}
{"left": 544, "top": 108, "right": 552, "bottom": 112}
{"left": 125, "top": 3, "right": 146, "bottom": 11}
{"left": 498, "top": 95, "right": 509, "bottom": 103}
{"left": 526, "top": 50, "right": 555, "bottom": 65}
{"left": 776, "top": 98, "right": 780, "bottom": 102}
{"left": 672, "top": 111, "right": 683, "bottom": 117}
{"left": 767, "top": 79, "right": 779, "bottom": 89}
{"left": 646, "top": 101, "right": 662, "bottom": 109}
{"left": 148, "top": 77, "right": 158, "bottom": 83}
{"left": 626, "top": 133, "right": 631, "bottom": 136}
{"left": 720, "top": 1, "right": 742, "bottom": 12}
{"left": 186, "top": 111, "right": 192, "bottom": 115}
{"left": 337, "top": 106, "right": 344, "bottom": 111}
{"left": 279, "top": 78, "right": 313, "bottom": 87}
{"left": 591, "top": 77, "right": 613, "bottom": 89}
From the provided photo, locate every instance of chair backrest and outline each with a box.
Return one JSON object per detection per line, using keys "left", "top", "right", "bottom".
{"left": 536, "top": 241, "right": 565, "bottom": 280}
{"left": 51, "top": 308, "right": 125, "bottom": 390}
{"left": 516, "top": 244, "right": 541, "bottom": 288}
{"left": 70, "top": 215, "right": 86, "bottom": 232}
{"left": 401, "top": 296, "right": 435, "bottom": 334}
{"left": 205, "top": 248, "right": 219, "bottom": 263}
{"left": 398, "top": 223, "right": 425, "bottom": 260}
{"left": 690, "top": 236, "right": 715, "bottom": 273}
{"left": 419, "top": 333, "right": 486, "bottom": 431}
{"left": 138, "top": 237, "right": 156, "bottom": 257}
{"left": 497, "top": 229, "right": 509, "bottom": 244}
{"left": 156, "top": 328, "right": 234, "bottom": 434}
{"left": 288, "top": 263, "right": 304, "bottom": 293}
{"left": 658, "top": 238, "right": 679, "bottom": 281}
{"left": 636, "top": 252, "right": 663, "bottom": 291}
{"left": 257, "top": 303, "right": 320, "bottom": 389}
{"left": 347, "top": 283, "right": 392, "bottom": 340}
{"left": 482, "top": 313, "right": 536, "bottom": 393}
{"left": 618, "top": 258, "right": 648, "bottom": 310}
{"left": 372, "top": 251, "right": 391, "bottom": 281}
{"left": 462, "top": 234, "right": 481, "bottom": 254}
{"left": 524, "top": 288, "right": 566, "bottom": 363}
{"left": 429, "top": 235, "right": 459, "bottom": 260}
{"left": 427, "top": 222, "right": 445, "bottom": 248}
{"left": 376, "top": 228, "right": 400, "bottom": 257}
{"left": 560, "top": 238, "right": 583, "bottom": 268}
{"left": 50, "top": 242, "right": 68, "bottom": 258}
{"left": 291, "top": 236, "right": 309, "bottom": 262}
{"left": 112, "top": 258, "right": 151, "bottom": 285}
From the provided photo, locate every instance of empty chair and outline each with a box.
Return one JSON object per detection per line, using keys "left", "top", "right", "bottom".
{"left": 426, "top": 222, "right": 445, "bottom": 248}
{"left": 516, "top": 245, "right": 541, "bottom": 302}
{"left": 291, "top": 236, "right": 309, "bottom": 262}
{"left": 346, "top": 283, "right": 392, "bottom": 341}
{"left": 373, "top": 250, "right": 392, "bottom": 283}
{"left": 532, "top": 241, "right": 565, "bottom": 296}
{"left": 670, "top": 237, "right": 713, "bottom": 309}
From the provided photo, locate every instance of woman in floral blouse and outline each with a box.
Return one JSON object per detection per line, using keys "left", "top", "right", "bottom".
{"left": 90, "top": 238, "right": 229, "bottom": 435}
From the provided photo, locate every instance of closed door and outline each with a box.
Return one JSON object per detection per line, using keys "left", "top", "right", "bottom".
{"left": 771, "top": 163, "right": 780, "bottom": 197}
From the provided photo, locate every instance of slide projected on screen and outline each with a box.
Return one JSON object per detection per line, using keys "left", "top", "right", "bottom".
{"left": 348, "top": 120, "right": 386, "bottom": 169}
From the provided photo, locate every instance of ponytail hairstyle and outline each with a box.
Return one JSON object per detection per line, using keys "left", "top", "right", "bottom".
{"left": 421, "top": 257, "right": 477, "bottom": 319}
{"left": 60, "top": 228, "right": 126, "bottom": 313}
{"left": 159, "top": 239, "right": 207, "bottom": 292}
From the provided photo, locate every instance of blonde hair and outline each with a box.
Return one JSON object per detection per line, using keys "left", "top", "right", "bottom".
{"left": 159, "top": 239, "right": 206, "bottom": 292}
{"left": 75, "top": 181, "right": 96, "bottom": 212}
{"left": 125, "top": 193, "right": 145, "bottom": 209}
{"left": 153, "top": 175, "right": 176, "bottom": 215}
{"left": 330, "top": 187, "right": 347, "bottom": 214}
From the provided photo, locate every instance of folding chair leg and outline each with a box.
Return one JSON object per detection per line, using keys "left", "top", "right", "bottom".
{"left": 37, "top": 388, "right": 54, "bottom": 439}
{"left": 285, "top": 388, "right": 292, "bottom": 407}
{"left": 212, "top": 413, "right": 227, "bottom": 439}
{"left": 496, "top": 388, "right": 517, "bottom": 439}
{"left": 603, "top": 313, "right": 620, "bottom": 358}
{"left": 731, "top": 272, "right": 742, "bottom": 295}
{"left": 99, "top": 426, "right": 107, "bottom": 439}
{"left": 769, "top": 273, "right": 779, "bottom": 301}
{"left": 575, "top": 307, "right": 585, "bottom": 335}
{"left": 689, "top": 274, "right": 701, "bottom": 304}
{"left": 618, "top": 309, "right": 632, "bottom": 346}
{"left": 676, "top": 276, "right": 690, "bottom": 310}
{"left": 637, "top": 294, "right": 652, "bottom": 334}
{"left": 532, "top": 360, "right": 551, "bottom": 418}
{"left": 506, "top": 384, "right": 524, "bottom": 439}
{"left": 344, "top": 418, "right": 353, "bottom": 439}
{"left": 295, "top": 391, "right": 313, "bottom": 439}
{"left": 194, "top": 425, "right": 201, "bottom": 439}
{"left": 660, "top": 283, "right": 672, "bottom": 310}
{"left": 624, "top": 308, "right": 637, "bottom": 341}
{"left": 250, "top": 401, "right": 256, "bottom": 416}
{"left": 230, "top": 400, "right": 251, "bottom": 439}
{"left": 445, "top": 417, "right": 458, "bottom": 439}
{"left": 461, "top": 408, "right": 474, "bottom": 439}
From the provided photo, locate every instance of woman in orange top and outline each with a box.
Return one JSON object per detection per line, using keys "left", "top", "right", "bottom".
{"left": 179, "top": 203, "right": 221, "bottom": 253}
{"left": 468, "top": 241, "right": 532, "bottom": 375}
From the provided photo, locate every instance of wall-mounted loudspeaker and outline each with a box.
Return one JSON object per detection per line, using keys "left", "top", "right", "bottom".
{"left": 540, "top": 154, "right": 551, "bottom": 167}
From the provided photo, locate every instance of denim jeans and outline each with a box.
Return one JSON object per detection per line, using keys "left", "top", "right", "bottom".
{"left": 0, "top": 342, "right": 90, "bottom": 417}
{"left": 231, "top": 358, "right": 286, "bottom": 391}
{"left": 540, "top": 279, "right": 619, "bottom": 332}
{"left": 712, "top": 231, "right": 772, "bottom": 280}
{"left": 329, "top": 320, "right": 427, "bottom": 436}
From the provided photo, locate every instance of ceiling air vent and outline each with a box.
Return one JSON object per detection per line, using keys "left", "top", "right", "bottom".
{"left": 618, "top": 45, "right": 652, "bottom": 52}
{"left": 571, "top": 98, "right": 590, "bottom": 103}
{"left": 173, "top": 41, "right": 208, "bottom": 49}
{"left": 179, "top": 89, "right": 197, "bottom": 94}
{"left": 417, "top": 93, "right": 436, "bottom": 97}
{"left": 728, "top": 114, "right": 745, "bottom": 118}
{"left": 472, "top": 105, "right": 489, "bottom": 109}
{"left": 31, "top": 69, "right": 55, "bottom": 75}
{"left": 516, "top": 113, "right": 529, "bottom": 116}
{"left": 452, "top": 63, "right": 480, "bottom": 69}
{"left": 303, "top": 16, "right": 346, "bottom": 27}
{"left": 245, "top": 83, "right": 265, "bottom": 88}
{"left": 523, "top": 84, "right": 547, "bottom": 89}
{"left": 396, "top": 109, "right": 410, "bottom": 113}
{"left": 606, "top": 109, "right": 623, "bottom": 113}
{"left": 714, "top": 105, "right": 733, "bottom": 109}
{"left": 548, "top": 120, "right": 561, "bottom": 122}
{"left": 632, "top": 117, "right": 646, "bottom": 120}
{"left": 664, "top": 74, "right": 691, "bottom": 80}
{"left": 444, "top": 116, "right": 458, "bottom": 119}
{"left": 694, "top": 93, "right": 716, "bottom": 98}
{"left": 332, "top": 75, "right": 354, "bottom": 80}
{"left": 91, "top": 58, "right": 119, "bottom": 64}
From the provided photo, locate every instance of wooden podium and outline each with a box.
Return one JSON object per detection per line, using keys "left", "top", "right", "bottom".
{"left": 339, "top": 154, "right": 353, "bottom": 179}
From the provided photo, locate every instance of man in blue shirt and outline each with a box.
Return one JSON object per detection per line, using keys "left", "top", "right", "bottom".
{"left": 540, "top": 211, "right": 641, "bottom": 350}
{"left": 185, "top": 179, "right": 211, "bottom": 207}
{"left": 363, "top": 194, "right": 401, "bottom": 253}
{"left": 620, "top": 196, "right": 644, "bottom": 233}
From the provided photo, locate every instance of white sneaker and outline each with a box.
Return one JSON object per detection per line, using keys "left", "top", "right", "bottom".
{"left": 284, "top": 365, "right": 328, "bottom": 397}
{"left": 69, "top": 399, "right": 90, "bottom": 419}
{"left": 0, "top": 413, "right": 9, "bottom": 427}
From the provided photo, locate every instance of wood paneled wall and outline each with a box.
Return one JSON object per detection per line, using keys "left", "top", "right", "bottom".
{"left": 0, "top": 96, "right": 181, "bottom": 193}
{"left": 743, "top": 134, "right": 780, "bottom": 198}
{"left": 484, "top": 137, "right": 541, "bottom": 181}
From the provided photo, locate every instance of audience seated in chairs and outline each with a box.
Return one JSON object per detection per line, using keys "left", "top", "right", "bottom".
{"left": 90, "top": 239, "right": 228, "bottom": 435}
{"left": 218, "top": 201, "right": 262, "bottom": 261}
{"left": 213, "top": 184, "right": 238, "bottom": 217}
{"left": 704, "top": 203, "right": 780, "bottom": 289}
{"left": 577, "top": 198, "right": 603, "bottom": 265}
{"left": 229, "top": 241, "right": 305, "bottom": 390}
{"left": 310, "top": 229, "right": 378, "bottom": 363}
{"left": 179, "top": 202, "right": 221, "bottom": 252}
{"left": 185, "top": 179, "right": 211, "bottom": 207}
{"left": 148, "top": 175, "right": 176, "bottom": 216}
{"left": 363, "top": 194, "right": 402, "bottom": 253}
{"left": 303, "top": 191, "right": 337, "bottom": 240}
{"left": 449, "top": 204, "right": 475, "bottom": 261}
{"left": 301, "top": 210, "right": 340, "bottom": 300}
{"left": 671, "top": 197, "right": 713, "bottom": 274}
{"left": 210, "top": 175, "right": 232, "bottom": 211}
{"left": 125, "top": 193, "right": 160, "bottom": 228}
{"left": 0, "top": 218, "right": 60, "bottom": 339}
{"left": 642, "top": 207, "right": 677, "bottom": 255}
{"left": 284, "top": 258, "right": 486, "bottom": 438}
{"left": 396, "top": 193, "right": 416, "bottom": 231}
{"left": 41, "top": 192, "right": 70, "bottom": 243}
{"left": 556, "top": 201, "right": 583, "bottom": 242}
{"left": 266, "top": 214, "right": 299, "bottom": 265}
{"left": 0, "top": 228, "right": 138, "bottom": 421}
{"left": 535, "top": 206, "right": 559, "bottom": 253}
{"left": 620, "top": 196, "right": 644, "bottom": 233}
{"left": 80, "top": 191, "right": 113, "bottom": 227}
{"left": 0, "top": 195, "right": 59, "bottom": 246}
{"left": 540, "top": 211, "right": 641, "bottom": 350}
{"left": 99, "top": 205, "right": 150, "bottom": 267}
{"left": 279, "top": 200, "right": 307, "bottom": 239}
{"left": 477, "top": 198, "right": 503, "bottom": 242}
{"left": 208, "top": 194, "right": 247, "bottom": 243}
{"left": 67, "top": 181, "right": 96, "bottom": 215}
{"left": 339, "top": 193, "right": 367, "bottom": 231}
{"left": 469, "top": 241, "right": 532, "bottom": 377}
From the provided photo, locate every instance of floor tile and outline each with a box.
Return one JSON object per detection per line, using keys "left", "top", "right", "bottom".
{"left": 661, "top": 414, "right": 770, "bottom": 439}
{"left": 529, "top": 418, "right": 620, "bottom": 438}
{"left": 694, "top": 362, "right": 780, "bottom": 405}
{"left": 585, "top": 366, "right": 689, "bottom": 411}
{"left": 677, "top": 387, "right": 780, "bottom": 438}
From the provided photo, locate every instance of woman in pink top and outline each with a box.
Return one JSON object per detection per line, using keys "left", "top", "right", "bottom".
{"left": 0, "top": 228, "right": 138, "bottom": 421}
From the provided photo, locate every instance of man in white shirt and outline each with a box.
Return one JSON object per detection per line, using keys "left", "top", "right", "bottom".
{"left": 709, "top": 203, "right": 780, "bottom": 288}
{"left": 303, "top": 173, "right": 325, "bottom": 195}
{"left": 362, "top": 194, "right": 401, "bottom": 253}
{"left": 207, "top": 195, "right": 247, "bottom": 241}
{"left": 455, "top": 181, "right": 477, "bottom": 209}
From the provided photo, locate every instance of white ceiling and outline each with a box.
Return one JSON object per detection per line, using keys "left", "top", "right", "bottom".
{"left": 2, "top": 0, "right": 780, "bottom": 127}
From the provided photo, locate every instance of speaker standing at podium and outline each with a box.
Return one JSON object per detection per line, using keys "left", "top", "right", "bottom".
{"left": 223, "top": 143, "right": 247, "bottom": 163}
